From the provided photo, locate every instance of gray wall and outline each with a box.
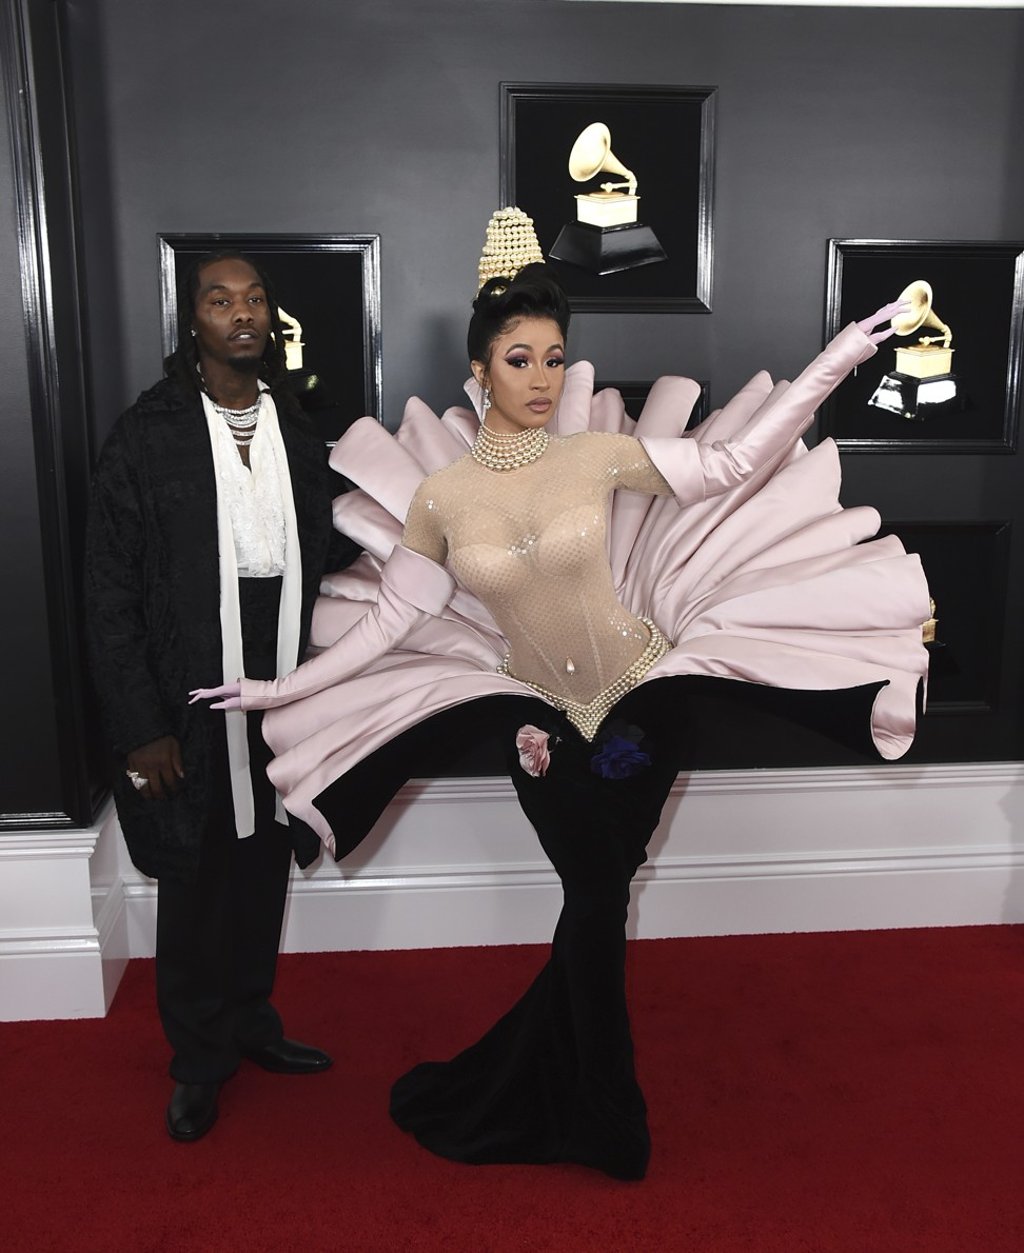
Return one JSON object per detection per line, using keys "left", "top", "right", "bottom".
{"left": 65, "top": 0, "right": 1024, "bottom": 438}
{"left": 0, "top": 0, "right": 1005, "bottom": 799}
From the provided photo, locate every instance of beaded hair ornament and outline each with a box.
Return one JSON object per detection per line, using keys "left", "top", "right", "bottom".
{"left": 470, "top": 207, "right": 551, "bottom": 473}
{"left": 476, "top": 206, "right": 545, "bottom": 293}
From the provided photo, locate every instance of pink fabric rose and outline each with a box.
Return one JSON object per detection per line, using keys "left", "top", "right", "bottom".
{"left": 515, "top": 725, "right": 551, "bottom": 778}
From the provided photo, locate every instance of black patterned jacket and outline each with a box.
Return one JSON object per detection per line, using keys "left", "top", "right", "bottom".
{"left": 85, "top": 375, "right": 348, "bottom": 881}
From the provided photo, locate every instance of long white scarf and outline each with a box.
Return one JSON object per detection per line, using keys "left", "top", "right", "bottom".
{"left": 202, "top": 384, "right": 302, "bottom": 836}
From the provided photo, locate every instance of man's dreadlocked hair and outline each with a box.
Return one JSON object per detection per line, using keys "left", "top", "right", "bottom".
{"left": 163, "top": 250, "right": 290, "bottom": 398}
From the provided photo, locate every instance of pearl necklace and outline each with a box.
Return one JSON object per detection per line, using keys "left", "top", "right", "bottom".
{"left": 471, "top": 422, "right": 549, "bottom": 471}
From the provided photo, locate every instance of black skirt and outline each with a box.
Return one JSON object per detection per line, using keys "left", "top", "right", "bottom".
{"left": 313, "top": 676, "right": 878, "bottom": 1178}
{"left": 387, "top": 682, "right": 694, "bottom": 1180}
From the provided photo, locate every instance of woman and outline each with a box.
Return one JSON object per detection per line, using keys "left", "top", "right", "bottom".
{"left": 194, "top": 260, "right": 929, "bottom": 1178}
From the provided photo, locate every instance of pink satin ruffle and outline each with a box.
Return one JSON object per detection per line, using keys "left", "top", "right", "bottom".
{"left": 264, "top": 356, "right": 930, "bottom": 853}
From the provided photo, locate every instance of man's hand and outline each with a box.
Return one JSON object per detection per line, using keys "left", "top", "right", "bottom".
{"left": 125, "top": 735, "right": 184, "bottom": 799}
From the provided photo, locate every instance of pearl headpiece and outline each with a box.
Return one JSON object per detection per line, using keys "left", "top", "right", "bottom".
{"left": 477, "top": 207, "right": 545, "bottom": 292}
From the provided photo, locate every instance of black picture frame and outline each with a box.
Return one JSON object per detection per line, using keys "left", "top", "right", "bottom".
{"left": 0, "top": 0, "right": 100, "bottom": 826}
{"left": 878, "top": 520, "right": 1011, "bottom": 714}
{"left": 821, "top": 240, "right": 1024, "bottom": 453}
{"left": 594, "top": 378, "right": 710, "bottom": 429}
{"left": 158, "top": 233, "right": 382, "bottom": 443}
{"left": 500, "top": 83, "right": 716, "bottom": 312}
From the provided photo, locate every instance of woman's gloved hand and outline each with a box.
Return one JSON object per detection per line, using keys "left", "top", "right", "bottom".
{"left": 188, "top": 682, "right": 242, "bottom": 711}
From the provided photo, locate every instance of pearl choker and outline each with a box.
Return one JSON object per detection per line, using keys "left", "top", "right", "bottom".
{"left": 471, "top": 422, "right": 549, "bottom": 471}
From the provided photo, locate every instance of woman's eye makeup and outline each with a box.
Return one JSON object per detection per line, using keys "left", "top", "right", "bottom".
{"left": 503, "top": 354, "right": 564, "bottom": 369}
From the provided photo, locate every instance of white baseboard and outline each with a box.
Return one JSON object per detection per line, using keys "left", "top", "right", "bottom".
{"left": 119, "top": 762, "right": 1024, "bottom": 957}
{"left": 4, "top": 764, "right": 1022, "bottom": 1019}
{"left": 0, "top": 801, "right": 128, "bottom": 1020}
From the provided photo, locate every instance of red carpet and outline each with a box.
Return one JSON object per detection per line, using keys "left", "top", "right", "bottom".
{"left": 3, "top": 926, "right": 1024, "bottom": 1251}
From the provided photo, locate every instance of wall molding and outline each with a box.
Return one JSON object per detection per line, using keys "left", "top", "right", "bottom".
{"left": 0, "top": 0, "right": 97, "bottom": 827}
{"left": 0, "top": 799, "right": 127, "bottom": 1020}
{"left": 4, "top": 763, "right": 1022, "bottom": 1020}
{"left": 124, "top": 761, "right": 1024, "bottom": 956}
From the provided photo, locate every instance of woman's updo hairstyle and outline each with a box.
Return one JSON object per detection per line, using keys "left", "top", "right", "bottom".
{"left": 467, "top": 262, "right": 571, "bottom": 365}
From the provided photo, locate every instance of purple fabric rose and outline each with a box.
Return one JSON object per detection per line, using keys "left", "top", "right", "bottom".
{"left": 590, "top": 735, "right": 651, "bottom": 779}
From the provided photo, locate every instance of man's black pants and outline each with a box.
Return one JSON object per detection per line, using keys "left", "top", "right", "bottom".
{"left": 155, "top": 577, "right": 292, "bottom": 1084}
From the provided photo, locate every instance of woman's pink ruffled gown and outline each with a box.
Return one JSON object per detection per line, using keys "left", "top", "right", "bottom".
{"left": 253, "top": 328, "right": 930, "bottom": 1179}
{"left": 261, "top": 329, "right": 930, "bottom": 858}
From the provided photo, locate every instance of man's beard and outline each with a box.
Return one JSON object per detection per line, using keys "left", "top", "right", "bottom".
{"left": 226, "top": 354, "right": 262, "bottom": 375}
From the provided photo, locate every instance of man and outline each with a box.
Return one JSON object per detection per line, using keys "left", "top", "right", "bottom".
{"left": 86, "top": 252, "right": 355, "bottom": 1141}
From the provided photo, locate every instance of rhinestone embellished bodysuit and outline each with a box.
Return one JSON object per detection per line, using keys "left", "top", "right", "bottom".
{"left": 403, "top": 432, "right": 674, "bottom": 739}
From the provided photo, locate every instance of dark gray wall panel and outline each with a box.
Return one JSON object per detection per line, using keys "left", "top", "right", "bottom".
{"left": 58, "top": 0, "right": 1024, "bottom": 764}
{"left": 0, "top": 36, "right": 64, "bottom": 817}
{"left": 64, "top": 0, "right": 1024, "bottom": 431}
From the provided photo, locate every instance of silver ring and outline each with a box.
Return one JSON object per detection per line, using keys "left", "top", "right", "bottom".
{"left": 126, "top": 769, "right": 149, "bottom": 791}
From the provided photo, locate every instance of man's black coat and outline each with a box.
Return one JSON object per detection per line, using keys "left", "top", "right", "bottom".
{"left": 85, "top": 375, "right": 346, "bottom": 881}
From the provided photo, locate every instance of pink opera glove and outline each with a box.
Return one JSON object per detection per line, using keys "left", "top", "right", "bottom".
{"left": 188, "top": 681, "right": 243, "bottom": 711}
{"left": 516, "top": 725, "right": 552, "bottom": 777}
{"left": 643, "top": 301, "right": 916, "bottom": 507}
{"left": 238, "top": 545, "right": 456, "bottom": 711}
{"left": 857, "top": 299, "right": 911, "bottom": 345}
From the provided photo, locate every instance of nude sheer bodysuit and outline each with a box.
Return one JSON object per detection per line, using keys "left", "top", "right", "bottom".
{"left": 403, "top": 432, "right": 674, "bottom": 740}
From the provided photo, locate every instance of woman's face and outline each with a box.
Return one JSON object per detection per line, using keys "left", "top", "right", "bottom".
{"left": 472, "top": 316, "right": 566, "bottom": 434}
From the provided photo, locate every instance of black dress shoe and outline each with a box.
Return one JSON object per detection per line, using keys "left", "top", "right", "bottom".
{"left": 166, "top": 1082, "right": 220, "bottom": 1142}
{"left": 240, "top": 1037, "right": 333, "bottom": 1074}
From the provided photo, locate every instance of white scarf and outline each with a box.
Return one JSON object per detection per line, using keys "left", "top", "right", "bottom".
{"left": 201, "top": 384, "right": 302, "bottom": 836}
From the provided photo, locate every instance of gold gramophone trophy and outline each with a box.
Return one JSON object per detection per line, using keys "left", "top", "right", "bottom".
{"left": 278, "top": 305, "right": 320, "bottom": 400}
{"left": 548, "top": 122, "right": 667, "bottom": 276}
{"left": 278, "top": 306, "right": 305, "bottom": 373}
{"left": 868, "top": 280, "right": 961, "bottom": 421}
